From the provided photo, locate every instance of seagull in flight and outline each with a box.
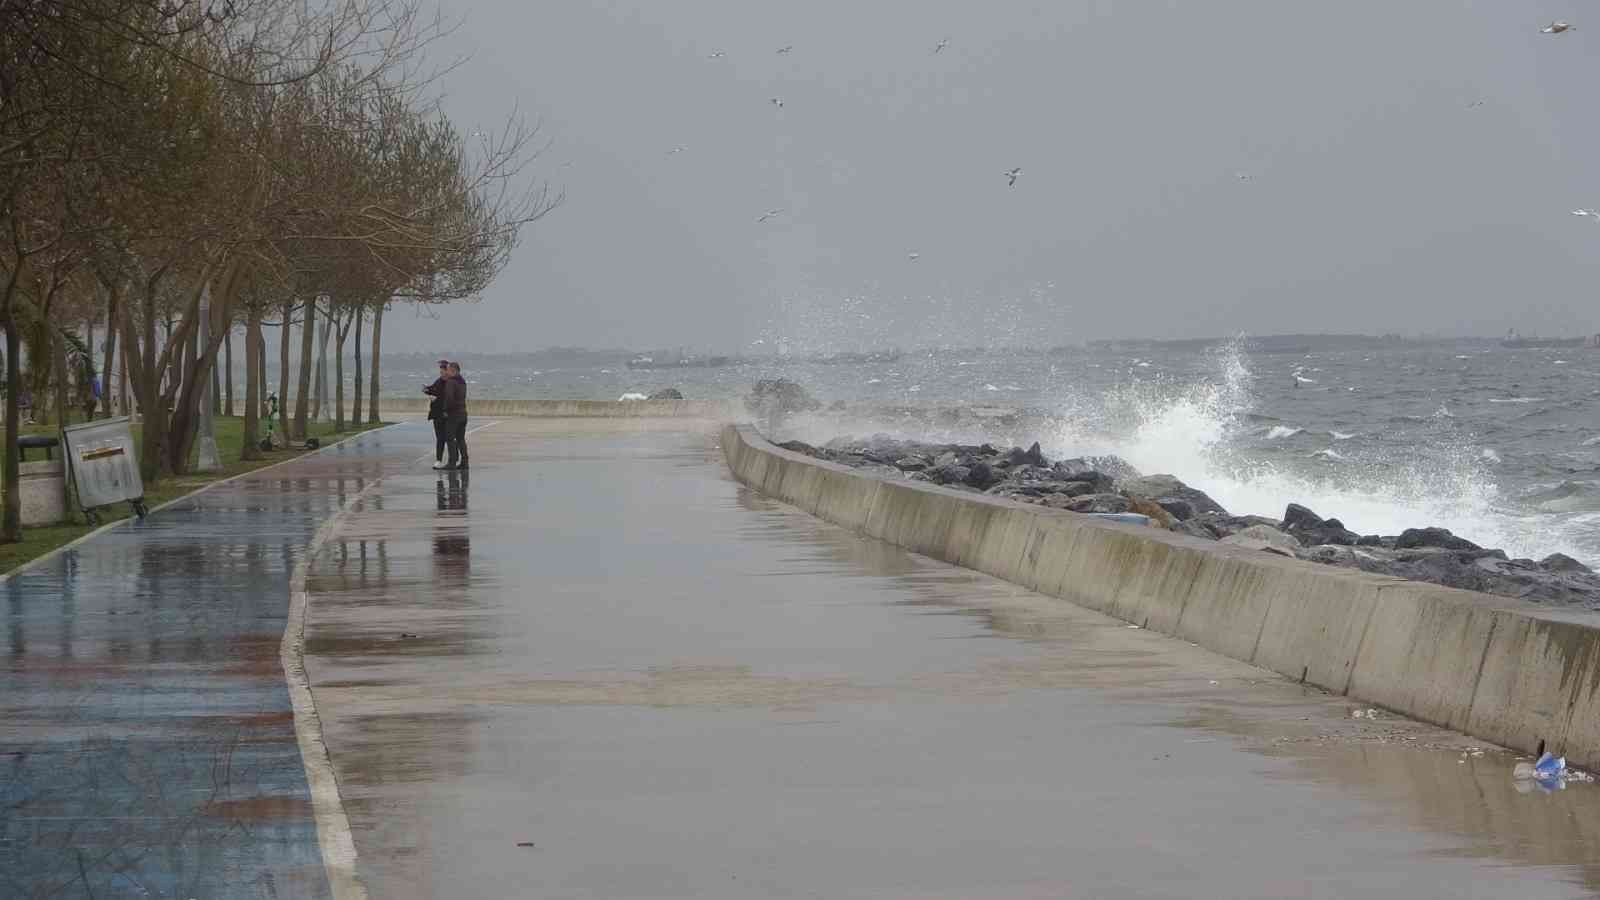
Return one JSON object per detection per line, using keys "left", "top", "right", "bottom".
{"left": 933, "top": 38, "right": 950, "bottom": 53}
{"left": 1542, "top": 21, "right": 1572, "bottom": 34}
{"left": 708, "top": 49, "right": 728, "bottom": 58}
{"left": 1235, "top": 172, "right": 1254, "bottom": 182}
{"left": 777, "top": 45, "right": 793, "bottom": 54}
{"left": 1573, "top": 208, "right": 1599, "bottom": 220}
{"left": 770, "top": 97, "right": 785, "bottom": 108}
{"left": 756, "top": 208, "right": 785, "bottom": 223}
{"left": 908, "top": 251, "right": 921, "bottom": 261}
{"left": 1003, "top": 167, "right": 1022, "bottom": 187}
{"left": 1465, "top": 99, "right": 1485, "bottom": 109}
{"left": 666, "top": 145, "right": 687, "bottom": 155}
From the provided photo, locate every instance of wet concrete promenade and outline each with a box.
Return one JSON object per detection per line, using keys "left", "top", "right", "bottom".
{"left": 304, "top": 420, "right": 1600, "bottom": 899}
{"left": 1, "top": 424, "right": 435, "bottom": 899}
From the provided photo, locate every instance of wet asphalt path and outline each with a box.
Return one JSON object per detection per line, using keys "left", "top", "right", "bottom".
{"left": 305, "top": 420, "right": 1600, "bottom": 900}
{"left": 1, "top": 423, "right": 434, "bottom": 899}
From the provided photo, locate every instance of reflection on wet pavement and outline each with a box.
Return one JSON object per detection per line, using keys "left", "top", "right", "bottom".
{"left": 0, "top": 425, "right": 434, "bottom": 898}
{"left": 307, "top": 421, "right": 1600, "bottom": 900}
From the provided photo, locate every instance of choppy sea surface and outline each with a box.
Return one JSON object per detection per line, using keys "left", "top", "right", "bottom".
{"left": 393, "top": 342, "right": 1600, "bottom": 567}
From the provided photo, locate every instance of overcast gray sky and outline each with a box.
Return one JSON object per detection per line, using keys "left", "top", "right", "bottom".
{"left": 384, "top": 0, "right": 1600, "bottom": 354}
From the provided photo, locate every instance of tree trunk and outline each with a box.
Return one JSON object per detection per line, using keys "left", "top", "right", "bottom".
{"left": 278, "top": 299, "right": 292, "bottom": 423}
{"left": 333, "top": 306, "right": 351, "bottom": 433}
{"left": 182, "top": 311, "right": 197, "bottom": 412}
{"left": 293, "top": 296, "right": 314, "bottom": 440}
{"left": 223, "top": 327, "right": 234, "bottom": 417}
{"left": 100, "top": 284, "right": 118, "bottom": 419}
{"left": 312, "top": 299, "right": 329, "bottom": 422}
{"left": 211, "top": 349, "right": 221, "bottom": 416}
{"left": 256, "top": 331, "right": 267, "bottom": 420}
{"left": 367, "top": 303, "right": 383, "bottom": 424}
{"left": 352, "top": 309, "right": 364, "bottom": 426}
{"left": 242, "top": 307, "right": 263, "bottom": 460}
{"left": 119, "top": 342, "right": 129, "bottom": 415}
{"left": 1, "top": 306, "right": 22, "bottom": 543}
{"left": 166, "top": 281, "right": 233, "bottom": 474}
{"left": 51, "top": 330, "right": 69, "bottom": 432}
{"left": 85, "top": 320, "right": 95, "bottom": 421}
{"left": 120, "top": 302, "right": 162, "bottom": 484}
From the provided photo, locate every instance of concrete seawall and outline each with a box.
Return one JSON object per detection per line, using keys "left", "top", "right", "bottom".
{"left": 721, "top": 423, "right": 1600, "bottom": 768}
{"left": 380, "top": 397, "right": 736, "bottom": 418}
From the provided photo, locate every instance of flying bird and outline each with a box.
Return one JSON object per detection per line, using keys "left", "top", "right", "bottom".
{"left": 777, "top": 45, "right": 793, "bottom": 54}
{"left": 908, "top": 251, "right": 921, "bottom": 261}
{"left": 756, "top": 208, "right": 785, "bottom": 223}
{"left": 1542, "top": 21, "right": 1572, "bottom": 34}
{"left": 1465, "top": 99, "right": 1485, "bottom": 109}
{"left": 933, "top": 38, "right": 950, "bottom": 53}
{"left": 1003, "top": 167, "right": 1022, "bottom": 187}
{"left": 1573, "top": 208, "right": 1599, "bottom": 219}
{"left": 708, "top": 49, "right": 727, "bottom": 58}
{"left": 1235, "top": 172, "right": 1253, "bottom": 182}
{"left": 770, "top": 97, "right": 785, "bottom": 108}
{"left": 666, "top": 145, "right": 687, "bottom": 155}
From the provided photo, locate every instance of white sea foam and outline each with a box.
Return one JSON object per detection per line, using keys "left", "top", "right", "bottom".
{"left": 1331, "top": 431, "right": 1356, "bottom": 440}
{"left": 1489, "top": 398, "right": 1544, "bottom": 404}
{"left": 1312, "top": 448, "right": 1347, "bottom": 461}
{"left": 1034, "top": 341, "right": 1591, "bottom": 564}
{"left": 1266, "top": 426, "right": 1305, "bottom": 439}
{"left": 1481, "top": 448, "right": 1501, "bottom": 463}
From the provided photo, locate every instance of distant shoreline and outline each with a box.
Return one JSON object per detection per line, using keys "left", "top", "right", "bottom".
{"left": 381, "top": 331, "right": 1598, "bottom": 362}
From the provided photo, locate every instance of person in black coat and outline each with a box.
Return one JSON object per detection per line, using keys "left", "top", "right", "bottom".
{"left": 422, "top": 359, "right": 451, "bottom": 469}
{"left": 443, "top": 361, "right": 469, "bottom": 470}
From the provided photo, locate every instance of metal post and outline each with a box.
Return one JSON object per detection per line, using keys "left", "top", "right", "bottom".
{"left": 195, "top": 282, "right": 222, "bottom": 472}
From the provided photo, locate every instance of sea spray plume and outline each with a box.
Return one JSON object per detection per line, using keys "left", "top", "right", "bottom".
{"left": 1035, "top": 339, "right": 1587, "bottom": 563}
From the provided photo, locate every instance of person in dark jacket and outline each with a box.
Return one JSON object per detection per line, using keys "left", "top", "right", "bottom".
{"left": 423, "top": 359, "right": 451, "bottom": 469}
{"left": 443, "top": 361, "right": 469, "bottom": 470}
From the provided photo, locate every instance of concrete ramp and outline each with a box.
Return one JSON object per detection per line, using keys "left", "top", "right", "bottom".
{"left": 721, "top": 423, "right": 1600, "bottom": 768}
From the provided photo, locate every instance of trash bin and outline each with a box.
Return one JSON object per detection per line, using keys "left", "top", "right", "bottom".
{"left": 61, "top": 417, "right": 148, "bottom": 525}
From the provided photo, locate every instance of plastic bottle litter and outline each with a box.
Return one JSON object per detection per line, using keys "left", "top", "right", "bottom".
{"left": 1512, "top": 752, "right": 1595, "bottom": 793}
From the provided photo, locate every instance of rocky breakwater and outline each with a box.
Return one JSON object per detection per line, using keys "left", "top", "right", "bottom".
{"left": 777, "top": 434, "right": 1600, "bottom": 609}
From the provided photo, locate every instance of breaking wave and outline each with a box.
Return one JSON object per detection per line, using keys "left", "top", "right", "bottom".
{"left": 1037, "top": 340, "right": 1592, "bottom": 564}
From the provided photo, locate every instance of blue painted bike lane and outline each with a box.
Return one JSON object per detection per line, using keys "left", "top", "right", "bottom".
{"left": 1, "top": 423, "right": 431, "bottom": 899}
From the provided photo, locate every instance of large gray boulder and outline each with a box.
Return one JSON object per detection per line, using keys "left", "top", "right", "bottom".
{"left": 1221, "top": 524, "right": 1301, "bottom": 558}
{"left": 1280, "top": 503, "right": 1360, "bottom": 547}
{"left": 1299, "top": 544, "right": 1600, "bottom": 606}
{"left": 1064, "top": 493, "right": 1133, "bottom": 514}
{"left": 1394, "top": 527, "right": 1480, "bottom": 551}
{"left": 1119, "top": 474, "right": 1228, "bottom": 519}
